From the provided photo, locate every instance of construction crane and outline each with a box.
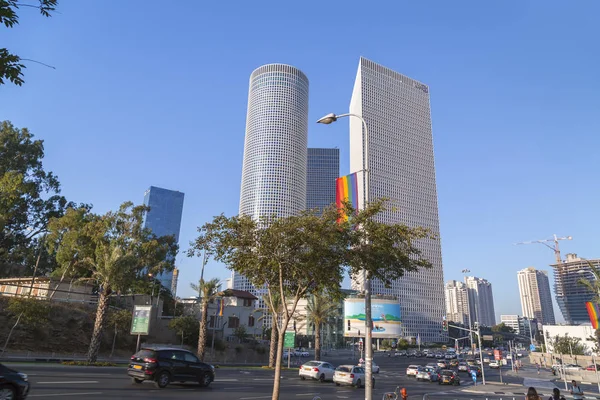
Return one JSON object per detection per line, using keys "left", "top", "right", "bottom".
{"left": 515, "top": 234, "right": 573, "bottom": 264}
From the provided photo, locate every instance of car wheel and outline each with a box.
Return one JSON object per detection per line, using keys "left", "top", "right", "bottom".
{"left": 0, "top": 385, "right": 16, "bottom": 400}
{"left": 300, "top": 376, "right": 306, "bottom": 380}
{"left": 198, "top": 373, "right": 212, "bottom": 387}
{"left": 131, "top": 377, "right": 144, "bottom": 384}
{"left": 154, "top": 371, "right": 171, "bottom": 389}
{"left": 319, "top": 374, "right": 325, "bottom": 383}
{"left": 335, "top": 382, "right": 340, "bottom": 386}
{"left": 355, "top": 379, "right": 362, "bottom": 388}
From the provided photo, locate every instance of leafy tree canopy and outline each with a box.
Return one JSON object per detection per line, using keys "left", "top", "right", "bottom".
{"left": 0, "top": 0, "right": 58, "bottom": 86}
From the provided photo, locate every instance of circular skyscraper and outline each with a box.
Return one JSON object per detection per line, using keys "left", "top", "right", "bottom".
{"left": 239, "top": 63, "right": 309, "bottom": 219}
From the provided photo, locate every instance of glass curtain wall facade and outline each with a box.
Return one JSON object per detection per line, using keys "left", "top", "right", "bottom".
{"left": 307, "top": 148, "right": 339, "bottom": 213}
{"left": 143, "top": 186, "right": 185, "bottom": 292}
{"left": 348, "top": 57, "right": 446, "bottom": 342}
{"left": 234, "top": 63, "right": 309, "bottom": 297}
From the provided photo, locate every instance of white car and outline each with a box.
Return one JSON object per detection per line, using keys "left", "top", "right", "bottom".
{"left": 563, "top": 364, "right": 583, "bottom": 371}
{"left": 436, "top": 361, "right": 447, "bottom": 368}
{"left": 406, "top": 365, "right": 420, "bottom": 376}
{"left": 334, "top": 365, "right": 374, "bottom": 388}
{"left": 489, "top": 361, "right": 499, "bottom": 369}
{"left": 483, "top": 357, "right": 490, "bottom": 364}
{"left": 358, "top": 361, "right": 380, "bottom": 374}
{"left": 299, "top": 361, "right": 336, "bottom": 382}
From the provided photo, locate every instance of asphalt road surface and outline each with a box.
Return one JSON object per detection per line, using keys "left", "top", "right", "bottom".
{"left": 8, "top": 355, "right": 523, "bottom": 399}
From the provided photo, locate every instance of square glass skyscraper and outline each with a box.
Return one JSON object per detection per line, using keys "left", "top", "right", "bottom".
{"left": 307, "top": 148, "right": 340, "bottom": 213}
{"left": 349, "top": 57, "right": 446, "bottom": 342}
{"left": 143, "top": 186, "right": 184, "bottom": 293}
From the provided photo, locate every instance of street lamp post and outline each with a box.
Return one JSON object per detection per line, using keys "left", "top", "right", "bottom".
{"left": 317, "top": 112, "right": 374, "bottom": 400}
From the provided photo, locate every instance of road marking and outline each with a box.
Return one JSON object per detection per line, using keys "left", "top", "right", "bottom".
{"left": 215, "top": 378, "right": 239, "bottom": 381}
{"left": 239, "top": 396, "right": 272, "bottom": 400}
{"left": 28, "top": 392, "right": 103, "bottom": 397}
{"left": 35, "top": 381, "right": 99, "bottom": 384}
{"left": 253, "top": 378, "right": 275, "bottom": 381}
{"left": 296, "top": 394, "right": 320, "bottom": 397}
{"left": 223, "top": 386, "right": 254, "bottom": 390}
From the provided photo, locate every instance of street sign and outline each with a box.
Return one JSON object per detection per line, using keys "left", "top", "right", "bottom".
{"left": 482, "top": 335, "right": 494, "bottom": 341}
{"left": 494, "top": 349, "right": 502, "bottom": 360}
{"left": 284, "top": 331, "right": 295, "bottom": 349}
{"left": 130, "top": 305, "right": 152, "bottom": 335}
{"left": 530, "top": 344, "right": 536, "bottom": 351}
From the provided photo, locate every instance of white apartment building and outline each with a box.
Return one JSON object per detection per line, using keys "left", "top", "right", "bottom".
{"left": 517, "top": 267, "right": 555, "bottom": 325}
{"left": 464, "top": 276, "right": 496, "bottom": 327}
{"left": 445, "top": 280, "right": 469, "bottom": 325}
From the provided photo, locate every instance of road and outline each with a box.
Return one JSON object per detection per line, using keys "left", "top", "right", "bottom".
{"left": 6, "top": 355, "right": 539, "bottom": 399}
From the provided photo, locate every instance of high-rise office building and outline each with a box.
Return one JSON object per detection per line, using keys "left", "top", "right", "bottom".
{"left": 552, "top": 253, "right": 600, "bottom": 324}
{"left": 348, "top": 57, "right": 445, "bottom": 342}
{"left": 517, "top": 267, "right": 555, "bottom": 325}
{"left": 445, "top": 280, "right": 469, "bottom": 325}
{"left": 143, "top": 186, "right": 184, "bottom": 292}
{"left": 307, "top": 148, "right": 339, "bottom": 213}
{"left": 234, "top": 63, "right": 309, "bottom": 293}
{"left": 464, "top": 276, "right": 496, "bottom": 327}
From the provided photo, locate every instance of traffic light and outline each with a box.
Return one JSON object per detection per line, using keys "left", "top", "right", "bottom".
{"left": 442, "top": 317, "right": 448, "bottom": 331}
{"left": 347, "top": 319, "right": 351, "bottom": 331}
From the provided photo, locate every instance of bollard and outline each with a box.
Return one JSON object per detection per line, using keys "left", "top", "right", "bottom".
{"left": 401, "top": 387, "right": 407, "bottom": 400}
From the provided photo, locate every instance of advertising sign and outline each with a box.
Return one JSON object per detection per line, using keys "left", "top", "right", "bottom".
{"left": 131, "top": 305, "right": 152, "bottom": 335}
{"left": 482, "top": 335, "right": 494, "bottom": 341}
{"left": 344, "top": 298, "right": 401, "bottom": 338}
{"left": 284, "top": 331, "right": 295, "bottom": 349}
{"left": 494, "top": 349, "right": 502, "bottom": 360}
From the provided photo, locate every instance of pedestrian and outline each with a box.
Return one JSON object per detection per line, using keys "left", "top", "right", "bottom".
{"left": 536, "top": 363, "right": 540, "bottom": 375}
{"left": 471, "top": 369, "right": 477, "bottom": 386}
{"left": 570, "top": 380, "right": 584, "bottom": 400}
{"left": 526, "top": 387, "right": 541, "bottom": 400}
{"left": 549, "top": 387, "right": 566, "bottom": 400}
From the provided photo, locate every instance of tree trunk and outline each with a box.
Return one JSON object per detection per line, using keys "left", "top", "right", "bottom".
{"left": 197, "top": 298, "right": 209, "bottom": 360}
{"left": 272, "top": 329, "right": 286, "bottom": 400}
{"left": 314, "top": 322, "right": 321, "bottom": 361}
{"left": 87, "top": 291, "right": 111, "bottom": 363}
{"left": 269, "top": 312, "right": 278, "bottom": 368}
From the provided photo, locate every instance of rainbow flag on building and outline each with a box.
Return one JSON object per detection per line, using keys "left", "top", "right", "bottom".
{"left": 586, "top": 302, "right": 600, "bottom": 329}
{"left": 336, "top": 172, "right": 360, "bottom": 221}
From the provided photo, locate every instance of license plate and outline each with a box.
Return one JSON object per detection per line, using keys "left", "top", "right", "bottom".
{"left": 133, "top": 365, "right": 142, "bottom": 370}
{"left": 304, "top": 367, "right": 311, "bottom": 371}
{"left": 338, "top": 373, "right": 346, "bottom": 377}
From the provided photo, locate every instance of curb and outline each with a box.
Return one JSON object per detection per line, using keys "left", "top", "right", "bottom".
{"left": 462, "top": 389, "right": 600, "bottom": 399}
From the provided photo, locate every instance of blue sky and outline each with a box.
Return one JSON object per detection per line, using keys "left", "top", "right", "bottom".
{"left": 2, "top": 1, "right": 599, "bottom": 323}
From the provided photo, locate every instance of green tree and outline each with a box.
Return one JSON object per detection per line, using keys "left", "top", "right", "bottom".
{"left": 168, "top": 316, "right": 198, "bottom": 347}
{"left": 396, "top": 338, "right": 409, "bottom": 350}
{"left": 189, "top": 278, "right": 220, "bottom": 361}
{"left": 306, "top": 292, "right": 338, "bottom": 361}
{"left": 257, "top": 291, "right": 283, "bottom": 368}
{"left": 0, "top": 1, "right": 57, "bottom": 86}
{"left": 234, "top": 325, "right": 248, "bottom": 343}
{"left": 491, "top": 323, "right": 514, "bottom": 333}
{"left": 0, "top": 121, "right": 80, "bottom": 276}
{"left": 47, "top": 202, "right": 178, "bottom": 362}
{"left": 190, "top": 200, "right": 433, "bottom": 400}
{"left": 551, "top": 334, "right": 586, "bottom": 356}
{"left": 107, "top": 308, "right": 131, "bottom": 358}
{"left": 1, "top": 297, "right": 50, "bottom": 355}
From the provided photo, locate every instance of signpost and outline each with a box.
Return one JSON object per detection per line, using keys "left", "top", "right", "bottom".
{"left": 131, "top": 305, "right": 152, "bottom": 351}
{"left": 284, "top": 331, "right": 295, "bottom": 368}
{"left": 494, "top": 349, "right": 503, "bottom": 383}
{"left": 483, "top": 335, "right": 494, "bottom": 342}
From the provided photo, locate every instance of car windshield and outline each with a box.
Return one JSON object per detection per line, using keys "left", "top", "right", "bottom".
{"left": 336, "top": 366, "right": 351, "bottom": 372}
{"left": 132, "top": 349, "right": 155, "bottom": 360}
{"left": 304, "top": 361, "right": 320, "bottom": 367}
{"left": 442, "top": 370, "right": 454, "bottom": 375}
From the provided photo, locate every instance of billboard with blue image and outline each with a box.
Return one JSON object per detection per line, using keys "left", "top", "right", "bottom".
{"left": 344, "top": 298, "right": 401, "bottom": 338}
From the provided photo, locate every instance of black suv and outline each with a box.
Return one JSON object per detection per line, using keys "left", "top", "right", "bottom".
{"left": 127, "top": 347, "right": 215, "bottom": 389}
{"left": 438, "top": 369, "right": 460, "bottom": 386}
{"left": 0, "top": 363, "right": 30, "bottom": 399}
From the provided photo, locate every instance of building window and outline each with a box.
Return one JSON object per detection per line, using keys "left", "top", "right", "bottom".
{"left": 243, "top": 298, "right": 253, "bottom": 307}
{"left": 248, "top": 316, "right": 255, "bottom": 327}
{"left": 229, "top": 317, "right": 240, "bottom": 329}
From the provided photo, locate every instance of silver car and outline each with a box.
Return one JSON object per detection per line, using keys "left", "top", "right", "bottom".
{"left": 416, "top": 366, "right": 439, "bottom": 382}
{"left": 299, "top": 361, "right": 336, "bottom": 382}
{"left": 333, "top": 365, "right": 374, "bottom": 388}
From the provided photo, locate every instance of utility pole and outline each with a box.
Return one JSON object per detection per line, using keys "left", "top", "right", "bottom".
{"left": 449, "top": 322, "right": 486, "bottom": 385}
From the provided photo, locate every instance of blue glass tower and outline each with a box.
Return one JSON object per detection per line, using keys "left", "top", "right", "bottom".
{"left": 307, "top": 148, "right": 340, "bottom": 213}
{"left": 143, "top": 186, "right": 184, "bottom": 293}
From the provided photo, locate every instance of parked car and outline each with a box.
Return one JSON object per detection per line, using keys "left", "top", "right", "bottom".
{"left": 0, "top": 363, "right": 30, "bottom": 400}
{"left": 416, "top": 366, "right": 439, "bottom": 382}
{"left": 586, "top": 364, "right": 600, "bottom": 371}
{"left": 358, "top": 361, "right": 380, "bottom": 374}
{"left": 489, "top": 361, "right": 500, "bottom": 369}
{"left": 406, "top": 365, "right": 420, "bottom": 377}
{"left": 438, "top": 369, "right": 461, "bottom": 385}
{"left": 333, "top": 365, "right": 374, "bottom": 388}
{"left": 563, "top": 364, "right": 583, "bottom": 371}
{"left": 127, "top": 347, "right": 215, "bottom": 389}
{"left": 457, "top": 362, "right": 469, "bottom": 372}
{"left": 299, "top": 361, "right": 336, "bottom": 382}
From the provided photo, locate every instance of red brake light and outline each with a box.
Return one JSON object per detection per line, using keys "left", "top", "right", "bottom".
{"left": 313, "top": 368, "right": 319, "bottom": 372}
{"left": 143, "top": 357, "right": 158, "bottom": 363}
{"left": 350, "top": 373, "right": 355, "bottom": 378}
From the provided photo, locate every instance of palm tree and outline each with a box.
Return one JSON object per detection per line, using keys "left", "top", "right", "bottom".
{"left": 578, "top": 260, "right": 600, "bottom": 345}
{"left": 306, "top": 292, "right": 339, "bottom": 361}
{"left": 190, "top": 278, "right": 220, "bottom": 361}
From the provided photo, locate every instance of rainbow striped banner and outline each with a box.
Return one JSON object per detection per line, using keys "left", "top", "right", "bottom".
{"left": 336, "top": 173, "right": 359, "bottom": 221}
{"left": 586, "top": 302, "right": 600, "bottom": 329}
